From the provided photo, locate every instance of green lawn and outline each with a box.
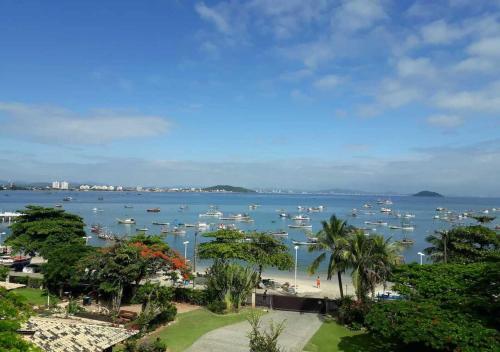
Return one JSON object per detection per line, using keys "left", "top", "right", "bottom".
{"left": 147, "top": 308, "right": 261, "bottom": 352}
{"left": 303, "top": 320, "right": 386, "bottom": 352}
{"left": 13, "top": 288, "right": 59, "bottom": 306}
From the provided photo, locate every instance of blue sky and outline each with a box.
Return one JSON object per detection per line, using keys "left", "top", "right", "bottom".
{"left": 0, "top": 0, "right": 499, "bottom": 196}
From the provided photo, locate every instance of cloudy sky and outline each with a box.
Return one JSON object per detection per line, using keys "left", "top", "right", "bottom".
{"left": 1, "top": 0, "right": 499, "bottom": 196}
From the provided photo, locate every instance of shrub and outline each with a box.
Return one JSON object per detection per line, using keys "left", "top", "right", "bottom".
{"left": 207, "top": 300, "right": 226, "bottom": 314}
{"left": 172, "top": 287, "right": 208, "bottom": 305}
{"left": 247, "top": 311, "right": 285, "bottom": 352}
{"left": 337, "top": 296, "right": 371, "bottom": 328}
{"left": 147, "top": 303, "right": 177, "bottom": 331}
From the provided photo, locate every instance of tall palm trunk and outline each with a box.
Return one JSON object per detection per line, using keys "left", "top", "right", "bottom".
{"left": 337, "top": 271, "right": 344, "bottom": 298}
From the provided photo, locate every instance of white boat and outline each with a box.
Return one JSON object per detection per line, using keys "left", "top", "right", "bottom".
{"left": 136, "top": 227, "right": 149, "bottom": 232}
{"left": 403, "top": 213, "right": 415, "bottom": 218}
{"left": 402, "top": 226, "right": 415, "bottom": 231}
{"left": 117, "top": 218, "right": 136, "bottom": 224}
{"left": 292, "top": 239, "right": 317, "bottom": 245}
{"left": 389, "top": 225, "right": 402, "bottom": 230}
{"left": 362, "top": 203, "right": 372, "bottom": 208}
{"left": 199, "top": 210, "right": 223, "bottom": 218}
{"left": 197, "top": 222, "right": 210, "bottom": 229}
{"left": 380, "top": 208, "right": 392, "bottom": 213}
{"left": 364, "top": 221, "right": 388, "bottom": 226}
{"left": 279, "top": 213, "right": 289, "bottom": 218}
{"left": 152, "top": 221, "right": 169, "bottom": 225}
{"left": 166, "top": 227, "right": 186, "bottom": 235}
{"left": 292, "top": 215, "right": 310, "bottom": 221}
{"left": 288, "top": 224, "right": 313, "bottom": 229}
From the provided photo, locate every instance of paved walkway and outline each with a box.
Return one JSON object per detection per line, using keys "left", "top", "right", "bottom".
{"left": 186, "top": 310, "right": 323, "bottom": 352}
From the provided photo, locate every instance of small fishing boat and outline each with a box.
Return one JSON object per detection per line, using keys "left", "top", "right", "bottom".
{"left": 292, "top": 239, "right": 317, "bottom": 245}
{"left": 136, "top": 227, "right": 149, "bottom": 232}
{"left": 197, "top": 222, "right": 210, "bottom": 229}
{"left": 402, "top": 226, "right": 415, "bottom": 231}
{"left": 124, "top": 205, "right": 133, "bottom": 208}
{"left": 147, "top": 208, "right": 161, "bottom": 213}
{"left": 217, "top": 223, "right": 237, "bottom": 230}
{"left": 117, "top": 218, "right": 136, "bottom": 224}
{"left": 152, "top": 221, "right": 169, "bottom": 225}
{"left": 167, "top": 227, "right": 186, "bottom": 235}
{"left": 380, "top": 207, "right": 391, "bottom": 213}
{"left": 292, "top": 215, "right": 310, "bottom": 221}
{"left": 249, "top": 204, "right": 259, "bottom": 210}
{"left": 279, "top": 213, "right": 289, "bottom": 218}
{"left": 288, "top": 224, "right": 313, "bottom": 229}
{"left": 90, "top": 224, "right": 102, "bottom": 234}
{"left": 268, "top": 230, "right": 288, "bottom": 236}
{"left": 55, "top": 204, "right": 62, "bottom": 208}
{"left": 362, "top": 203, "right": 372, "bottom": 208}
{"left": 389, "top": 225, "right": 402, "bottom": 230}
{"left": 199, "top": 210, "right": 223, "bottom": 218}
{"left": 62, "top": 196, "right": 72, "bottom": 202}
{"left": 364, "top": 221, "right": 388, "bottom": 226}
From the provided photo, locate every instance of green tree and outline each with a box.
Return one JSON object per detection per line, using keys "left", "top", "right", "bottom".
{"left": 0, "top": 288, "right": 42, "bottom": 352}
{"left": 343, "top": 231, "right": 400, "bottom": 301}
{"left": 133, "top": 282, "right": 176, "bottom": 332}
{"left": 199, "top": 230, "right": 293, "bottom": 280}
{"left": 42, "top": 242, "right": 94, "bottom": 296}
{"left": 365, "top": 300, "right": 499, "bottom": 352}
{"left": 206, "top": 260, "right": 258, "bottom": 312}
{"left": 81, "top": 235, "right": 188, "bottom": 312}
{"left": 6, "top": 206, "right": 85, "bottom": 256}
{"left": 424, "top": 225, "right": 499, "bottom": 264}
{"left": 308, "top": 214, "right": 353, "bottom": 298}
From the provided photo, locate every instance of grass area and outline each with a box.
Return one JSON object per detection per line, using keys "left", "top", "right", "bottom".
{"left": 147, "top": 308, "right": 261, "bottom": 352}
{"left": 13, "top": 288, "right": 59, "bottom": 306}
{"left": 303, "top": 319, "right": 386, "bottom": 352}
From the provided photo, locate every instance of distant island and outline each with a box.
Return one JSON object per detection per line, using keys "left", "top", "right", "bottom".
{"left": 413, "top": 190, "right": 443, "bottom": 197}
{"left": 202, "top": 185, "right": 256, "bottom": 193}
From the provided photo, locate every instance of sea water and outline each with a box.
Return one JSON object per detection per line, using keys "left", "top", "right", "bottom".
{"left": 1, "top": 190, "right": 498, "bottom": 277}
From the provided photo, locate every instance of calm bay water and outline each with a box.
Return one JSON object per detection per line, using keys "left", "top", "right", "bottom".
{"left": 1, "top": 190, "right": 499, "bottom": 277}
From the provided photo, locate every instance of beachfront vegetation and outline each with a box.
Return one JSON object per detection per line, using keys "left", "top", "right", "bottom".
{"left": 424, "top": 225, "right": 499, "bottom": 263}
{"left": 81, "top": 234, "right": 189, "bottom": 312}
{"left": 202, "top": 185, "right": 255, "bottom": 193}
{"left": 6, "top": 205, "right": 86, "bottom": 256}
{"left": 308, "top": 215, "right": 353, "bottom": 298}
{"left": 199, "top": 229, "right": 293, "bottom": 279}
{"left": 206, "top": 260, "right": 259, "bottom": 313}
{"left": 309, "top": 215, "right": 401, "bottom": 302}
{"left": 364, "top": 226, "right": 500, "bottom": 351}
{"left": 133, "top": 282, "right": 177, "bottom": 333}
{"left": 0, "top": 287, "right": 42, "bottom": 351}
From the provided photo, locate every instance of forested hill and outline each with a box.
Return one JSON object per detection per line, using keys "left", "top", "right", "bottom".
{"left": 202, "top": 185, "right": 256, "bottom": 193}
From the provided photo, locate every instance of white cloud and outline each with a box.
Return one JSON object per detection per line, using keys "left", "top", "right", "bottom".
{"left": 397, "top": 57, "right": 437, "bottom": 78}
{"left": 467, "top": 36, "right": 500, "bottom": 57}
{"left": 332, "top": 0, "right": 387, "bottom": 32}
{"left": 290, "top": 89, "right": 312, "bottom": 102}
{"left": 0, "top": 102, "right": 170, "bottom": 145}
{"left": 434, "top": 86, "right": 500, "bottom": 112}
{"left": 195, "top": 2, "right": 231, "bottom": 34}
{"left": 278, "top": 68, "right": 314, "bottom": 82}
{"left": 313, "top": 74, "right": 341, "bottom": 89}
{"left": 419, "top": 19, "right": 465, "bottom": 45}
{"left": 426, "top": 114, "right": 464, "bottom": 129}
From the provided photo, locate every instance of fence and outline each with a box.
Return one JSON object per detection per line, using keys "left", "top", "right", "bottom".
{"left": 254, "top": 293, "right": 338, "bottom": 314}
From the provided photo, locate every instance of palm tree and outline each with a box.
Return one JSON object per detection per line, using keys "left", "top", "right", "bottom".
{"left": 424, "top": 230, "right": 449, "bottom": 263}
{"left": 343, "top": 231, "right": 400, "bottom": 301}
{"left": 308, "top": 214, "right": 352, "bottom": 298}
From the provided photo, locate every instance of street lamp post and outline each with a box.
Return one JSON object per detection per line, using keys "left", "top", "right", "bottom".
{"left": 294, "top": 245, "right": 299, "bottom": 294}
{"left": 192, "top": 232, "right": 198, "bottom": 288}
{"left": 183, "top": 241, "right": 189, "bottom": 264}
{"left": 417, "top": 252, "right": 425, "bottom": 265}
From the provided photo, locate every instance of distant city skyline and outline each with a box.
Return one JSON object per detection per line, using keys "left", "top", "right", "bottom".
{"left": 1, "top": 1, "right": 499, "bottom": 197}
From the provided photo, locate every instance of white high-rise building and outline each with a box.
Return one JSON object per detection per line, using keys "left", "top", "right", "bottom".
{"left": 60, "top": 181, "right": 69, "bottom": 190}
{"left": 52, "top": 181, "right": 60, "bottom": 189}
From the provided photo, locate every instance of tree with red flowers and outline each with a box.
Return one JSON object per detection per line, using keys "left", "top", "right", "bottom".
{"left": 81, "top": 234, "right": 188, "bottom": 312}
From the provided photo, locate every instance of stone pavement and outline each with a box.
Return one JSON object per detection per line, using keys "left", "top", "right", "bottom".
{"left": 186, "top": 310, "right": 323, "bottom": 352}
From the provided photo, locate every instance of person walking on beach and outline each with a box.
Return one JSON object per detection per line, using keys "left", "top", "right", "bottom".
{"left": 316, "top": 276, "right": 321, "bottom": 288}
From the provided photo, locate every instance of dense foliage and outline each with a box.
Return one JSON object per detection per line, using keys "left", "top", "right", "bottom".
{"left": 365, "top": 301, "right": 498, "bottom": 352}
{"left": 424, "top": 225, "right": 499, "bottom": 263}
{"left": 0, "top": 288, "right": 41, "bottom": 352}
{"left": 133, "top": 283, "right": 177, "bottom": 332}
{"left": 199, "top": 229, "right": 293, "bottom": 278}
{"left": 6, "top": 206, "right": 86, "bottom": 256}
{"left": 81, "top": 234, "right": 188, "bottom": 312}
{"left": 206, "top": 260, "right": 258, "bottom": 312}
{"left": 365, "top": 261, "right": 500, "bottom": 351}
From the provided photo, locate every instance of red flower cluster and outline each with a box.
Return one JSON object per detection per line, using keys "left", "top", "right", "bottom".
{"left": 130, "top": 242, "right": 188, "bottom": 271}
